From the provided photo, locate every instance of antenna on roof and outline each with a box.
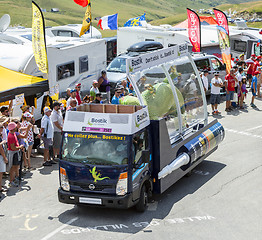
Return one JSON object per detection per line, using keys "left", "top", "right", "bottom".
{"left": 0, "top": 14, "right": 11, "bottom": 33}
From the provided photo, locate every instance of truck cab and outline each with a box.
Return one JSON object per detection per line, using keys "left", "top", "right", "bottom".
{"left": 58, "top": 44, "right": 224, "bottom": 211}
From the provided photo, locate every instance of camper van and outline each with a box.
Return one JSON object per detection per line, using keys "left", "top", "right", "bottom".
{"left": 0, "top": 35, "right": 107, "bottom": 121}
{"left": 229, "top": 22, "right": 262, "bottom": 59}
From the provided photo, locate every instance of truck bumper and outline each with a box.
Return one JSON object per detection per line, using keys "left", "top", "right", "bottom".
{"left": 58, "top": 188, "right": 136, "bottom": 209}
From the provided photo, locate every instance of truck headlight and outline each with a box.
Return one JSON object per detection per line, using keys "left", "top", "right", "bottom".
{"left": 116, "top": 172, "right": 128, "bottom": 196}
{"left": 60, "top": 167, "right": 70, "bottom": 191}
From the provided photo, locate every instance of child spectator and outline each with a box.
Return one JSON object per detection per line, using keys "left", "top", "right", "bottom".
{"left": 7, "top": 122, "right": 23, "bottom": 187}
{"left": 238, "top": 77, "right": 248, "bottom": 109}
{"left": 21, "top": 112, "right": 34, "bottom": 170}
{"left": 129, "top": 84, "right": 136, "bottom": 96}
{"left": 92, "top": 93, "right": 102, "bottom": 104}
{"left": 210, "top": 73, "right": 223, "bottom": 115}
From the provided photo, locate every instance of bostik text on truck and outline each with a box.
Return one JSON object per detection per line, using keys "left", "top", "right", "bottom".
{"left": 58, "top": 44, "right": 225, "bottom": 212}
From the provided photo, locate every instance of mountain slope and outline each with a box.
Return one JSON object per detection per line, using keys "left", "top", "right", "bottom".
{"left": 0, "top": 0, "right": 260, "bottom": 36}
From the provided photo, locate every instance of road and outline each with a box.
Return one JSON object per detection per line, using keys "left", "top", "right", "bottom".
{"left": 0, "top": 93, "right": 261, "bottom": 240}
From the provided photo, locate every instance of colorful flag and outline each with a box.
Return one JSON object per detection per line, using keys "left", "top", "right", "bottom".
{"left": 214, "top": 8, "right": 231, "bottom": 73}
{"left": 98, "top": 14, "right": 118, "bottom": 30}
{"left": 187, "top": 8, "right": 201, "bottom": 52}
{"left": 80, "top": 2, "right": 92, "bottom": 37}
{"left": 73, "top": 0, "right": 89, "bottom": 7}
{"left": 124, "top": 13, "right": 146, "bottom": 27}
{"left": 32, "top": 1, "right": 48, "bottom": 74}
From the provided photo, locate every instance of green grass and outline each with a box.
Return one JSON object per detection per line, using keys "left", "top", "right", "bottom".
{"left": 0, "top": 0, "right": 260, "bottom": 37}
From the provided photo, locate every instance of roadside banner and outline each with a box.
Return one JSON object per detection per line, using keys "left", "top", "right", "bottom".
{"left": 187, "top": 8, "right": 201, "bottom": 52}
{"left": 80, "top": 1, "right": 92, "bottom": 36}
{"left": 217, "top": 26, "right": 231, "bottom": 73}
{"left": 213, "top": 8, "right": 229, "bottom": 34}
{"left": 32, "top": 1, "right": 48, "bottom": 74}
{"left": 214, "top": 8, "right": 231, "bottom": 73}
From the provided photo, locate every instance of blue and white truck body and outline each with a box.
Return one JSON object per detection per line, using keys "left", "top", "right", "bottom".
{"left": 58, "top": 44, "right": 225, "bottom": 211}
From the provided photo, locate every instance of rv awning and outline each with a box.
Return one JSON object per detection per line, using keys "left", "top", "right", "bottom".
{"left": 0, "top": 65, "right": 49, "bottom": 102}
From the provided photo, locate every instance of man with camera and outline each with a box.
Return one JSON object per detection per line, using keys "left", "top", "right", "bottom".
{"left": 37, "top": 107, "right": 55, "bottom": 166}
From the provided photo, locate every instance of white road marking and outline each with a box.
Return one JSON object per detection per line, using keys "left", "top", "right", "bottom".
{"left": 245, "top": 125, "right": 262, "bottom": 132}
{"left": 41, "top": 217, "right": 79, "bottom": 240}
{"left": 225, "top": 128, "right": 262, "bottom": 140}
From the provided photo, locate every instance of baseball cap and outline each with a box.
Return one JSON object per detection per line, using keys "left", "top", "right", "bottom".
{"left": 23, "top": 112, "right": 33, "bottom": 118}
{"left": 75, "top": 83, "right": 81, "bottom": 87}
{"left": 44, "top": 107, "right": 52, "bottom": 113}
{"left": 254, "top": 71, "right": 260, "bottom": 75}
{"left": 251, "top": 54, "right": 256, "bottom": 58}
{"left": 70, "top": 89, "right": 77, "bottom": 93}
{"left": 257, "top": 56, "right": 262, "bottom": 60}
{"left": 8, "top": 122, "right": 17, "bottom": 131}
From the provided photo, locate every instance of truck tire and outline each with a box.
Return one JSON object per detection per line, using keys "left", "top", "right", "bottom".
{"left": 135, "top": 184, "right": 148, "bottom": 212}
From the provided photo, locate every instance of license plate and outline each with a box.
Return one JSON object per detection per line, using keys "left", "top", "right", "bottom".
{"left": 79, "top": 197, "right": 102, "bottom": 205}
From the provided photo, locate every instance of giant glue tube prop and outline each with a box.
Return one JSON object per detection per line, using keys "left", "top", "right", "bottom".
{"left": 158, "top": 122, "right": 225, "bottom": 179}
{"left": 158, "top": 153, "right": 190, "bottom": 179}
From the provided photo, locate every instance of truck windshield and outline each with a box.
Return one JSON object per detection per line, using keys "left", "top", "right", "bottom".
{"left": 107, "top": 57, "right": 126, "bottom": 73}
{"left": 62, "top": 133, "right": 129, "bottom": 166}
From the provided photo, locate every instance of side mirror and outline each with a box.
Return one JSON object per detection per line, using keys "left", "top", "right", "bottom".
{"left": 142, "top": 150, "right": 150, "bottom": 164}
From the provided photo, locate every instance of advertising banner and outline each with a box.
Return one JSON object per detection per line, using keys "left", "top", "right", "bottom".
{"left": 214, "top": 8, "right": 229, "bottom": 34}
{"left": 32, "top": 1, "right": 48, "bottom": 74}
{"left": 187, "top": 8, "right": 201, "bottom": 52}
{"left": 214, "top": 9, "right": 231, "bottom": 73}
{"left": 217, "top": 26, "right": 231, "bottom": 73}
{"left": 126, "top": 44, "right": 188, "bottom": 74}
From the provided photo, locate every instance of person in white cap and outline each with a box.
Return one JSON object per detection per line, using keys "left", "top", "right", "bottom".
{"left": 37, "top": 107, "right": 55, "bottom": 166}
{"left": 90, "top": 80, "right": 100, "bottom": 101}
{"left": 21, "top": 112, "right": 34, "bottom": 170}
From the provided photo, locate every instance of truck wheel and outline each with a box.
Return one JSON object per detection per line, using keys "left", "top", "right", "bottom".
{"left": 135, "top": 184, "right": 148, "bottom": 212}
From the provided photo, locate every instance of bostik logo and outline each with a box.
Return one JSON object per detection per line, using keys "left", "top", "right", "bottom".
{"left": 135, "top": 111, "right": 148, "bottom": 128}
{"left": 88, "top": 118, "right": 108, "bottom": 125}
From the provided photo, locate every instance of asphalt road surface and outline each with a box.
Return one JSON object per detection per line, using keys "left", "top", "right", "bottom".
{"left": 0, "top": 93, "right": 261, "bottom": 240}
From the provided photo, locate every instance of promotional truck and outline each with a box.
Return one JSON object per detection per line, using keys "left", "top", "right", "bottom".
{"left": 58, "top": 44, "right": 225, "bottom": 211}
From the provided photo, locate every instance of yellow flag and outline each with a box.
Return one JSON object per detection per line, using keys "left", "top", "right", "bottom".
{"left": 80, "top": 2, "right": 92, "bottom": 37}
{"left": 32, "top": 1, "right": 48, "bottom": 74}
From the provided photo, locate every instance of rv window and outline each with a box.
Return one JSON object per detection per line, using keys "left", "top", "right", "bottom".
{"left": 79, "top": 56, "right": 89, "bottom": 73}
{"left": 233, "top": 40, "right": 246, "bottom": 52}
{"left": 57, "top": 30, "right": 73, "bottom": 37}
{"left": 57, "top": 62, "right": 75, "bottom": 80}
{"left": 194, "top": 59, "right": 211, "bottom": 71}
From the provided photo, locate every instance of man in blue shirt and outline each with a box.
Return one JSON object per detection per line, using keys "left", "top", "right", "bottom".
{"left": 251, "top": 71, "right": 259, "bottom": 108}
{"left": 111, "top": 88, "right": 122, "bottom": 104}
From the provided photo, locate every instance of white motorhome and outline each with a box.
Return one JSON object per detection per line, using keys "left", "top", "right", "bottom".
{"left": 0, "top": 35, "right": 106, "bottom": 120}
{"left": 117, "top": 24, "right": 221, "bottom": 56}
